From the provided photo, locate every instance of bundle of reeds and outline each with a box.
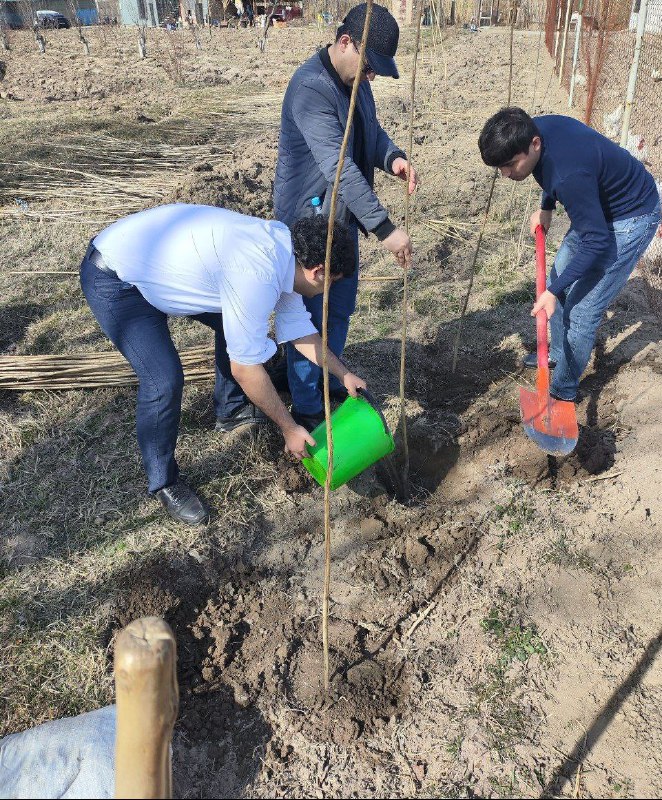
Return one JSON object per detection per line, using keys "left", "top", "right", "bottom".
{"left": 0, "top": 347, "right": 215, "bottom": 391}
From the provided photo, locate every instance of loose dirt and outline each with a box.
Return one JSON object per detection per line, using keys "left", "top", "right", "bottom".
{"left": 1, "top": 21, "right": 661, "bottom": 800}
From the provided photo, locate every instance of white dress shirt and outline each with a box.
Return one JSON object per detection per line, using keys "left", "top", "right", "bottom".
{"left": 92, "top": 204, "right": 317, "bottom": 365}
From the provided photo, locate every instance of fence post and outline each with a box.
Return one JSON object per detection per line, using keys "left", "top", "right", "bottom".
{"left": 553, "top": 0, "right": 563, "bottom": 61}
{"left": 114, "top": 617, "right": 178, "bottom": 800}
{"left": 568, "top": 0, "right": 583, "bottom": 106}
{"left": 620, "top": 0, "right": 650, "bottom": 147}
{"left": 558, "top": 0, "right": 574, "bottom": 84}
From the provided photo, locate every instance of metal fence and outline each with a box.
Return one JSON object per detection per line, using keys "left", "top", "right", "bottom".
{"left": 545, "top": 0, "right": 662, "bottom": 175}
{"left": 545, "top": 0, "right": 662, "bottom": 317}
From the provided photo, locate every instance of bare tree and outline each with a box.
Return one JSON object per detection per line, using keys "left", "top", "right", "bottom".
{"left": 34, "top": 24, "right": 46, "bottom": 54}
{"left": 67, "top": 0, "right": 91, "bottom": 54}
{"left": 165, "top": 29, "right": 185, "bottom": 84}
{"left": 257, "top": 2, "right": 279, "bottom": 52}
{"left": 138, "top": 23, "right": 147, "bottom": 57}
{"left": 191, "top": 20, "right": 202, "bottom": 49}
{"left": 0, "top": 23, "right": 10, "bottom": 52}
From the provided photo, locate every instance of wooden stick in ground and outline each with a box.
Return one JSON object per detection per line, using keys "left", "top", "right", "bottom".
{"left": 451, "top": 168, "right": 498, "bottom": 374}
{"left": 320, "top": 0, "right": 374, "bottom": 693}
{"left": 114, "top": 617, "right": 178, "bottom": 800}
{"left": 399, "top": 0, "right": 424, "bottom": 498}
{"left": 451, "top": 7, "right": 515, "bottom": 374}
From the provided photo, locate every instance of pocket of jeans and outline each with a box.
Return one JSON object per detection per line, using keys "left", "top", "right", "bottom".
{"left": 93, "top": 271, "right": 135, "bottom": 300}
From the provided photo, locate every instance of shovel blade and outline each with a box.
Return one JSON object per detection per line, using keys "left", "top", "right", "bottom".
{"left": 519, "top": 386, "right": 579, "bottom": 456}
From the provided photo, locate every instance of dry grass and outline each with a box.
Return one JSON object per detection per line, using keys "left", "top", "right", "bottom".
{"left": 2, "top": 26, "right": 648, "bottom": 800}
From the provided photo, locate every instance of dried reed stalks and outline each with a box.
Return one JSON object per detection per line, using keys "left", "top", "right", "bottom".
{"left": 0, "top": 348, "right": 214, "bottom": 391}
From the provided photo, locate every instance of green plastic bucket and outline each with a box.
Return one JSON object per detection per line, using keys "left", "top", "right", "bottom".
{"left": 301, "top": 390, "right": 395, "bottom": 490}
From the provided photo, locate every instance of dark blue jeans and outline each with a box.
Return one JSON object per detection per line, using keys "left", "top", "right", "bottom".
{"left": 80, "top": 253, "right": 247, "bottom": 493}
{"left": 286, "top": 226, "right": 360, "bottom": 415}
{"left": 548, "top": 207, "right": 660, "bottom": 400}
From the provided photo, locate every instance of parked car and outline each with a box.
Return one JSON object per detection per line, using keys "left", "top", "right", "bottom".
{"left": 0, "top": 7, "right": 25, "bottom": 28}
{"left": 34, "top": 9, "right": 71, "bottom": 28}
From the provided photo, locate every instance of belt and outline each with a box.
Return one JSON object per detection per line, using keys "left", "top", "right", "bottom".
{"left": 88, "top": 243, "right": 118, "bottom": 278}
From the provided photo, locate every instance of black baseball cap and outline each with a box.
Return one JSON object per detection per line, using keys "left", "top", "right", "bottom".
{"left": 341, "top": 3, "right": 400, "bottom": 79}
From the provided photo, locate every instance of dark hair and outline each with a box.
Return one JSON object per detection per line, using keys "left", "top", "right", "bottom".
{"left": 336, "top": 23, "right": 349, "bottom": 41}
{"left": 290, "top": 216, "right": 356, "bottom": 279}
{"left": 478, "top": 107, "right": 540, "bottom": 167}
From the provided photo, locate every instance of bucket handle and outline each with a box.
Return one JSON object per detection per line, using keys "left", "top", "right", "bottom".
{"left": 357, "top": 387, "right": 392, "bottom": 437}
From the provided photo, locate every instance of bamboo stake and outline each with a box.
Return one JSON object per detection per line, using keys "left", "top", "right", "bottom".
{"left": 451, "top": 3, "right": 513, "bottom": 372}
{"left": 553, "top": 0, "right": 563, "bottom": 61}
{"left": 451, "top": 169, "right": 498, "bottom": 373}
{"left": 320, "top": 0, "right": 374, "bottom": 693}
{"left": 114, "top": 617, "right": 178, "bottom": 800}
{"left": 558, "top": 0, "right": 574, "bottom": 86}
{"left": 568, "top": 0, "right": 584, "bottom": 107}
{"left": 507, "top": 0, "right": 515, "bottom": 104}
{"left": 620, "top": 0, "right": 650, "bottom": 146}
{"left": 399, "top": 0, "right": 424, "bottom": 498}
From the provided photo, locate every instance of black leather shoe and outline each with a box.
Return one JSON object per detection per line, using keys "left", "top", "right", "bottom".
{"left": 523, "top": 353, "right": 557, "bottom": 369}
{"left": 292, "top": 409, "right": 324, "bottom": 432}
{"left": 215, "top": 403, "right": 267, "bottom": 432}
{"left": 550, "top": 390, "right": 584, "bottom": 403}
{"left": 155, "top": 480, "right": 209, "bottom": 525}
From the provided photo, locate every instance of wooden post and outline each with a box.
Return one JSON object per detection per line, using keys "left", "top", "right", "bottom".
{"left": 568, "top": 0, "right": 583, "bottom": 106}
{"left": 114, "top": 617, "right": 178, "bottom": 800}
{"left": 553, "top": 0, "right": 563, "bottom": 61}
{"left": 558, "top": 0, "right": 573, "bottom": 85}
{"left": 620, "top": 0, "right": 650, "bottom": 146}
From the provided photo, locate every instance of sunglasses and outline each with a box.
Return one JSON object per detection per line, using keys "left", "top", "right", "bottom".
{"left": 351, "top": 39, "right": 375, "bottom": 75}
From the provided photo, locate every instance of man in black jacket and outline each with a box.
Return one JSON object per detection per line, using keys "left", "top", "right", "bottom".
{"left": 274, "top": 3, "right": 419, "bottom": 430}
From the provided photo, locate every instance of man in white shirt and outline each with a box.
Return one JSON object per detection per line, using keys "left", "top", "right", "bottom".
{"left": 80, "top": 204, "right": 366, "bottom": 525}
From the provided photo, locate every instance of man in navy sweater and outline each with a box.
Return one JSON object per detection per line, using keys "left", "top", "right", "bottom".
{"left": 479, "top": 107, "right": 660, "bottom": 402}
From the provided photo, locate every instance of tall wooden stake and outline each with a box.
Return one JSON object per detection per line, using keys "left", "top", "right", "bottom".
{"left": 620, "top": 0, "right": 650, "bottom": 146}
{"left": 400, "top": 1, "right": 424, "bottom": 497}
{"left": 321, "top": 0, "right": 374, "bottom": 693}
{"left": 452, "top": 1, "right": 514, "bottom": 372}
{"left": 114, "top": 617, "right": 178, "bottom": 799}
{"left": 558, "top": 0, "right": 574, "bottom": 85}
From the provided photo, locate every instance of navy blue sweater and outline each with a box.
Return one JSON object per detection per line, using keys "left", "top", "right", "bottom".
{"left": 532, "top": 115, "right": 658, "bottom": 296}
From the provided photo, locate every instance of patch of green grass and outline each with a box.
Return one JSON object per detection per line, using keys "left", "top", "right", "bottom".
{"left": 491, "top": 283, "right": 534, "bottom": 308}
{"left": 481, "top": 606, "right": 547, "bottom": 673}
{"left": 610, "top": 778, "right": 635, "bottom": 797}
{"left": 489, "top": 772, "right": 521, "bottom": 798}
{"left": 470, "top": 675, "right": 530, "bottom": 754}
{"left": 413, "top": 292, "right": 440, "bottom": 317}
{"left": 492, "top": 491, "right": 535, "bottom": 550}
{"left": 541, "top": 533, "right": 598, "bottom": 574}
{"left": 446, "top": 735, "right": 463, "bottom": 758}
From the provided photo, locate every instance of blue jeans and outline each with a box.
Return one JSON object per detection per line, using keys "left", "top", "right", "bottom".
{"left": 548, "top": 207, "right": 661, "bottom": 400}
{"left": 80, "top": 251, "right": 247, "bottom": 493}
{"left": 286, "top": 227, "right": 360, "bottom": 415}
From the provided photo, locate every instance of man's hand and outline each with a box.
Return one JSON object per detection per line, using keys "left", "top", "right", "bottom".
{"left": 283, "top": 424, "right": 316, "bottom": 461}
{"left": 391, "top": 157, "right": 419, "bottom": 195}
{"left": 530, "top": 209, "right": 553, "bottom": 236}
{"left": 383, "top": 227, "right": 412, "bottom": 269}
{"left": 531, "top": 289, "right": 556, "bottom": 319}
{"left": 342, "top": 371, "right": 367, "bottom": 397}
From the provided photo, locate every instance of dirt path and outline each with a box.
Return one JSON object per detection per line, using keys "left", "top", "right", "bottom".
{"left": 1, "top": 23, "right": 660, "bottom": 800}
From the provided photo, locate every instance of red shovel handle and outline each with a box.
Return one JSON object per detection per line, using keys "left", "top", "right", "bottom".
{"left": 535, "top": 225, "right": 549, "bottom": 369}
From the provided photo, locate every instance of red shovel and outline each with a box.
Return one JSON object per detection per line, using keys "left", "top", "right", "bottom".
{"left": 519, "top": 226, "right": 578, "bottom": 456}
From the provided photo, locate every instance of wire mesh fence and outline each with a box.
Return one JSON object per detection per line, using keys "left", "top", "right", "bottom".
{"left": 544, "top": 0, "right": 662, "bottom": 318}
{"left": 544, "top": 0, "right": 661, "bottom": 170}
